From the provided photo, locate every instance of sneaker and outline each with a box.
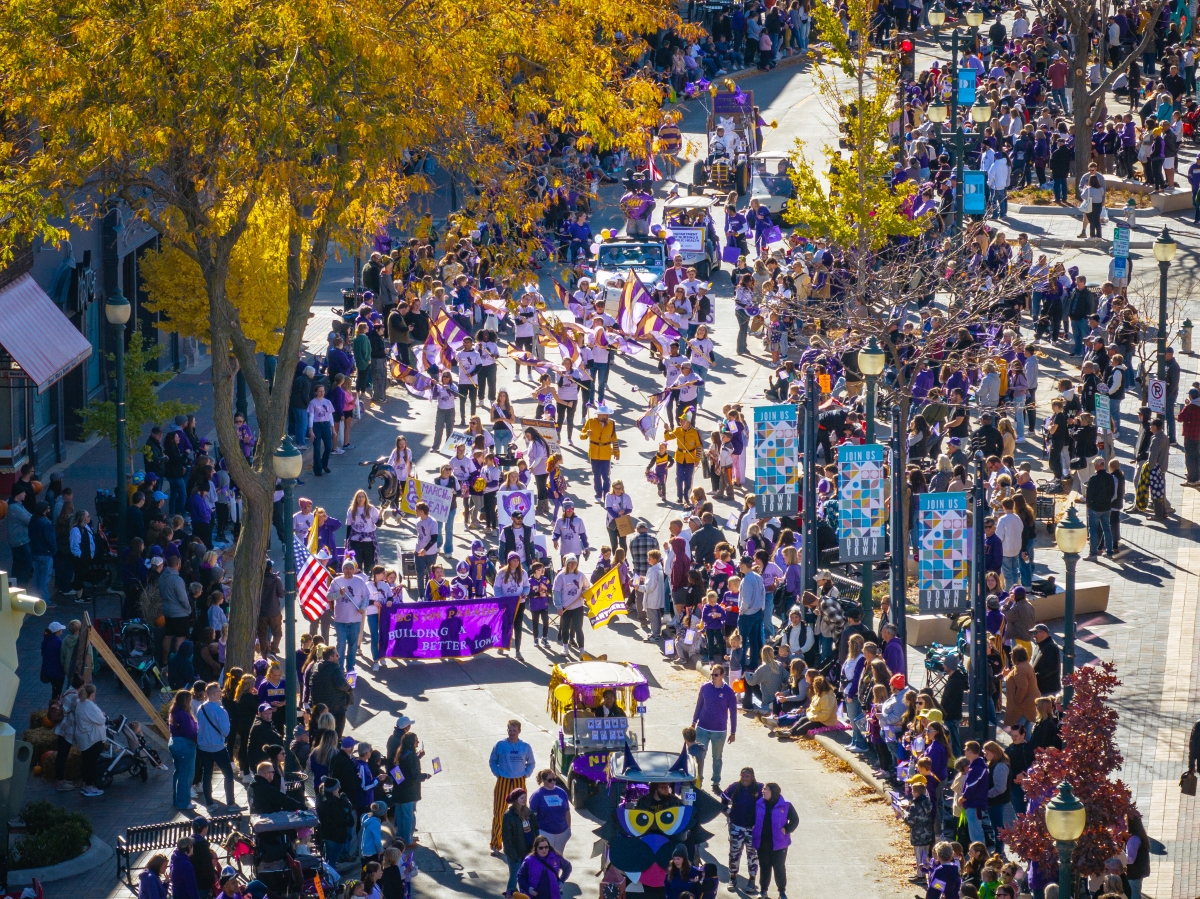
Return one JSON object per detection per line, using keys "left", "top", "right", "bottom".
{"left": 372, "top": 662, "right": 381, "bottom": 672}
{"left": 344, "top": 444, "right": 355, "bottom": 451}
{"left": 81, "top": 786, "right": 104, "bottom": 797}
{"left": 331, "top": 448, "right": 345, "bottom": 455}
{"left": 515, "top": 652, "right": 524, "bottom": 662}
{"left": 56, "top": 781, "right": 76, "bottom": 792}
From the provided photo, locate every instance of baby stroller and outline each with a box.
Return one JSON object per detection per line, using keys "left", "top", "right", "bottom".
{"left": 114, "top": 619, "right": 168, "bottom": 696}
{"left": 95, "top": 714, "right": 164, "bottom": 789}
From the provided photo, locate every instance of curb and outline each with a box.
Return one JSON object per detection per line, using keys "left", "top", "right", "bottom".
{"left": 1012, "top": 204, "right": 1160, "bottom": 219}
{"left": 9, "top": 835, "right": 115, "bottom": 886}
{"left": 812, "top": 732, "right": 893, "bottom": 799}
{"left": 1025, "top": 237, "right": 1153, "bottom": 250}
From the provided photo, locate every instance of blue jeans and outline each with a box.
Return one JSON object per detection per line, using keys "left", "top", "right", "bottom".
{"left": 441, "top": 506, "right": 456, "bottom": 554}
{"left": 32, "top": 554, "right": 53, "bottom": 601}
{"left": 415, "top": 553, "right": 434, "bottom": 598}
{"left": 1052, "top": 178, "right": 1068, "bottom": 202}
{"left": 1030, "top": 290, "right": 1043, "bottom": 321}
{"left": 289, "top": 408, "right": 308, "bottom": 447}
{"left": 988, "top": 802, "right": 1014, "bottom": 850}
{"left": 1166, "top": 399, "right": 1177, "bottom": 442}
{"left": 368, "top": 613, "right": 381, "bottom": 661}
{"left": 1001, "top": 556, "right": 1020, "bottom": 590}
{"left": 506, "top": 858, "right": 522, "bottom": 893}
{"left": 694, "top": 726, "right": 727, "bottom": 785}
{"left": 589, "top": 361, "right": 611, "bottom": 404}
{"left": 311, "top": 421, "right": 333, "bottom": 474}
{"left": 1014, "top": 404, "right": 1026, "bottom": 441}
{"left": 1070, "top": 318, "right": 1088, "bottom": 355}
{"left": 591, "top": 459, "right": 611, "bottom": 500}
{"left": 334, "top": 620, "right": 363, "bottom": 672}
{"left": 495, "top": 427, "right": 513, "bottom": 455}
{"left": 395, "top": 800, "right": 417, "bottom": 844}
{"left": 169, "top": 477, "right": 187, "bottom": 516}
{"left": 324, "top": 838, "right": 354, "bottom": 865}
{"left": 965, "top": 807, "right": 988, "bottom": 845}
{"left": 1018, "top": 540, "right": 1034, "bottom": 587}
{"left": 1052, "top": 87, "right": 1069, "bottom": 112}
{"left": 1088, "top": 508, "right": 1114, "bottom": 555}
{"left": 845, "top": 697, "right": 869, "bottom": 751}
{"left": 739, "top": 610, "right": 764, "bottom": 670}
{"left": 169, "top": 736, "right": 197, "bottom": 809}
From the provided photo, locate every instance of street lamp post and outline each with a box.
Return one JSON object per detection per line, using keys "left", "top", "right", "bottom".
{"left": 1153, "top": 226, "right": 1176, "bottom": 385}
{"left": 969, "top": 450, "right": 989, "bottom": 741}
{"left": 1045, "top": 781, "right": 1087, "bottom": 899}
{"left": 273, "top": 437, "right": 304, "bottom": 771}
{"left": 890, "top": 404, "right": 907, "bottom": 653}
{"left": 858, "top": 338, "right": 886, "bottom": 629}
{"left": 926, "top": 98, "right": 947, "bottom": 163}
{"left": 954, "top": 98, "right": 995, "bottom": 234}
{"left": 105, "top": 289, "right": 132, "bottom": 549}
{"left": 927, "top": 1, "right": 946, "bottom": 47}
{"left": 965, "top": 2, "right": 984, "bottom": 52}
{"left": 804, "top": 366, "right": 819, "bottom": 590}
{"left": 1054, "top": 505, "right": 1087, "bottom": 706}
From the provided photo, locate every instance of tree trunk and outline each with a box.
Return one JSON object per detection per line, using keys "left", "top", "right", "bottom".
{"left": 1070, "top": 32, "right": 1091, "bottom": 197}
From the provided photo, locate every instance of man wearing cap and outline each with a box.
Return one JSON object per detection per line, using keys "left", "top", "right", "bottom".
{"left": 580, "top": 405, "right": 619, "bottom": 501}
{"left": 245, "top": 704, "right": 279, "bottom": 773}
{"left": 737, "top": 555, "right": 767, "bottom": 671}
{"left": 880, "top": 623, "right": 905, "bottom": 677}
{"left": 1165, "top": 346, "right": 1182, "bottom": 443}
{"left": 500, "top": 510, "right": 537, "bottom": 568}
{"left": 551, "top": 500, "right": 589, "bottom": 564}
{"left": 330, "top": 561, "right": 372, "bottom": 674}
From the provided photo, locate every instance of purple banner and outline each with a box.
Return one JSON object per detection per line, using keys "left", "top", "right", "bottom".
{"left": 572, "top": 750, "right": 612, "bottom": 783}
{"left": 381, "top": 597, "right": 520, "bottom": 659}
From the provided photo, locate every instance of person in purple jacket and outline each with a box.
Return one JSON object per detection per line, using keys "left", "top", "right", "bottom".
{"left": 169, "top": 840, "right": 201, "bottom": 899}
{"left": 169, "top": 690, "right": 200, "bottom": 811}
{"left": 961, "top": 741, "right": 992, "bottom": 847}
{"left": 752, "top": 783, "right": 798, "bottom": 899}
{"left": 692, "top": 664, "right": 738, "bottom": 793}
{"left": 924, "top": 842, "right": 961, "bottom": 899}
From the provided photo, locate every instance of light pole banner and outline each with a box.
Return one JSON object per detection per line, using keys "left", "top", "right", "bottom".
{"left": 753, "top": 404, "right": 800, "bottom": 515}
{"left": 918, "top": 492, "right": 970, "bottom": 614}
{"left": 838, "top": 443, "right": 886, "bottom": 562}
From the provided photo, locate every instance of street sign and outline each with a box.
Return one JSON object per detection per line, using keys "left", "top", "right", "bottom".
{"left": 1095, "top": 393, "right": 1111, "bottom": 432}
{"left": 1112, "top": 257, "right": 1129, "bottom": 283}
{"left": 963, "top": 170, "right": 987, "bottom": 215}
{"left": 1149, "top": 378, "right": 1167, "bottom": 414}
{"left": 1113, "top": 226, "right": 1130, "bottom": 257}
{"left": 956, "top": 68, "right": 977, "bottom": 105}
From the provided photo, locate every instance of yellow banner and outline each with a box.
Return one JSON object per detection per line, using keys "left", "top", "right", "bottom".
{"left": 582, "top": 565, "right": 627, "bottom": 629}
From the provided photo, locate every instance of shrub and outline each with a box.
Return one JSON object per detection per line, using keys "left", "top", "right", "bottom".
{"left": 10, "top": 801, "right": 93, "bottom": 868}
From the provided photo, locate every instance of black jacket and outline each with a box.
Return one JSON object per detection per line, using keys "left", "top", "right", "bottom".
{"left": 316, "top": 790, "right": 356, "bottom": 845}
{"left": 502, "top": 809, "right": 540, "bottom": 863}
{"left": 250, "top": 774, "right": 304, "bottom": 814}
{"left": 689, "top": 524, "right": 726, "bottom": 566}
{"left": 289, "top": 374, "right": 313, "bottom": 412}
{"left": 1029, "top": 716, "right": 1063, "bottom": 751}
{"left": 391, "top": 749, "right": 428, "bottom": 804}
{"left": 246, "top": 719, "right": 280, "bottom": 771}
{"left": 329, "top": 751, "right": 361, "bottom": 807}
{"left": 1032, "top": 637, "right": 1062, "bottom": 694}
{"left": 310, "top": 659, "right": 353, "bottom": 715}
{"left": 1085, "top": 470, "right": 1115, "bottom": 512}
{"left": 500, "top": 525, "right": 538, "bottom": 567}
{"left": 940, "top": 668, "right": 969, "bottom": 723}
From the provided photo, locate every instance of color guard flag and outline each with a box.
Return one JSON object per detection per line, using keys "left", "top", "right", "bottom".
{"left": 581, "top": 565, "right": 627, "bottom": 629}
{"left": 636, "top": 389, "right": 673, "bottom": 440}
{"left": 552, "top": 280, "right": 571, "bottom": 308}
{"left": 616, "top": 269, "right": 655, "bottom": 335}
{"left": 391, "top": 362, "right": 436, "bottom": 399}
{"left": 646, "top": 144, "right": 662, "bottom": 181}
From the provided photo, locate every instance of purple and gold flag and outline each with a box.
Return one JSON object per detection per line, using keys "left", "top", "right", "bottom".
{"left": 390, "top": 362, "right": 436, "bottom": 400}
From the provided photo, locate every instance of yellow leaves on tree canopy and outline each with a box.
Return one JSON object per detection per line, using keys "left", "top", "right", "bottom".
{"left": 139, "top": 200, "right": 296, "bottom": 356}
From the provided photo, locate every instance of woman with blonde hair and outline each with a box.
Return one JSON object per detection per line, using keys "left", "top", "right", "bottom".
{"left": 346, "top": 489, "right": 380, "bottom": 570}
{"left": 787, "top": 674, "right": 837, "bottom": 737}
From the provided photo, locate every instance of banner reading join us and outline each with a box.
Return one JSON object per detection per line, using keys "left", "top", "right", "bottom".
{"left": 838, "top": 444, "right": 886, "bottom": 563}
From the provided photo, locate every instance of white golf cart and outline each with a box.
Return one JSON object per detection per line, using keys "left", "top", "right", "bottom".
{"left": 749, "top": 151, "right": 795, "bottom": 215}
{"left": 662, "top": 195, "right": 722, "bottom": 281}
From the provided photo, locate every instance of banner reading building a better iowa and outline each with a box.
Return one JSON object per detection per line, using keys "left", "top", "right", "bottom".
{"left": 582, "top": 566, "right": 627, "bottom": 629}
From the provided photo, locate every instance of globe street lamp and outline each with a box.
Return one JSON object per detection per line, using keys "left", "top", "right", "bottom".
{"left": 965, "top": 2, "right": 985, "bottom": 48}
{"left": 857, "top": 337, "right": 886, "bottom": 629}
{"left": 105, "top": 288, "right": 132, "bottom": 549}
{"left": 273, "top": 436, "right": 304, "bottom": 769}
{"left": 1045, "top": 781, "right": 1087, "bottom": 899}
{"left": 1054, "top": 504, "right": 1087, "bottom": 705}
{"left": 1153, "top": 226, "right": 1176, "bottom": 385}
{"left": 926, "top": 97, "right": 948, "bottom": 155}
{"left": 927, "top": 1, "right": 946, "bottom": 46}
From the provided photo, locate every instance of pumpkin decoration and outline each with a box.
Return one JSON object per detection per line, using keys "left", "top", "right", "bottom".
{"left": 155, "top": 615, "right": 166, "bottom": 627}
{"left": 31, "top": 480, "right": 42, "bottom": 494}
{"left": 43, "top": 716, "right": 52, "bottom": 728}
{"left": 32, "top": 766, "right": 42, "bottom": 776}
{"left": 0, "top": 500, "right": 9, "bottom": 521}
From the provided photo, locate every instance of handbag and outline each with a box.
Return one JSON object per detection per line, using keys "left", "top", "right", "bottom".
{"left": 1182, "top": 771, "right": 1197, "bottom": 796}
{"left": 1079, "top": 195, "right": 1093, "bottom": 213}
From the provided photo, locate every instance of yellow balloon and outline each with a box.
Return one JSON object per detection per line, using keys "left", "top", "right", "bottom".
{"left": 554, "top": 684, "right": 575, "bottom": 704}
{"left": 601, "top": 228, "right": 612, "bottom": 240}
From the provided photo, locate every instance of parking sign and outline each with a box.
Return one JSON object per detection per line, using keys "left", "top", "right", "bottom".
{"left": 1149, "top": 378, "right": 1167, "bottom": 414}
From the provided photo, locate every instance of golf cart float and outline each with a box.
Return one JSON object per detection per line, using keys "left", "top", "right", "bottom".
{"left": 748, "top": 151, "right": 795, "bottom": 215}
{"left": 591, "top": 235, "right": 668, "bottom": 305}
{"left": 662, "top": 195, "right": 722, "bottom": 281}
{"left": 692, "top": 90, "right": 758, "bottom": 197}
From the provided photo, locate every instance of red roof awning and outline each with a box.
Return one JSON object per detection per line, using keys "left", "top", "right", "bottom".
{"left": 0, "top": 273, "right": 93, "bottom": 393}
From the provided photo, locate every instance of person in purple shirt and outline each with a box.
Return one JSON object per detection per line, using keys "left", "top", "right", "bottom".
{"left": 982, "top": 518, "right": 1003, "bottom": 572}
{"left": 169, "top": 691, "right": 200, "bottom": 811}
{"left": 326, "top": 337, "right": 355, "bottom": 380}
{"left": 692, "top": 665, "right": 738, "bottom": 792}
{"left": 924, "top": 842, "right": 961, "bottom": 899}
{"left": 961, "top": 741, "right": 991, "bottom": 846}
{"left": 881, "top": 623, "right": 906, "bottom": 676}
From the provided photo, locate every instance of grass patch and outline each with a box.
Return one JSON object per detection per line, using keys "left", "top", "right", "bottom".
{"left": 1008, "top": 184, "right": 1154, "bottom": 208}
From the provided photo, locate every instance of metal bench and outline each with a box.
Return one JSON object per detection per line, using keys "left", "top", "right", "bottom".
{"left": 116, "top": 813, "right": 244, "bottom": 884}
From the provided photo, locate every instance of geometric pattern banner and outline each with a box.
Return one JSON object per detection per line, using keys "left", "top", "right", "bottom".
{"left": 838, "top": 443, "right": 886, "bottom": 562}
{"left": 917, "top": 491, "right": 970, "bottom": 614}
{"left": 753, "top": 404, "right": 800, "bottom": 516}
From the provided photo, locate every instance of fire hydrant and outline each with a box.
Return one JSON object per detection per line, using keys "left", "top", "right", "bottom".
{"left": 1180, "top": 319, "right": 1194, "bottom": 355}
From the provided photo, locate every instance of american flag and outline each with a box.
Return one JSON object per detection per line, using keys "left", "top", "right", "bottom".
{"left": 295, "top": 527, "right": 332, "bottom": 622}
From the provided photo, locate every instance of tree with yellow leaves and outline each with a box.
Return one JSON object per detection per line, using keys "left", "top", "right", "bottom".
{"left": 0, "top": 0, "right": 683, "bottom": 671}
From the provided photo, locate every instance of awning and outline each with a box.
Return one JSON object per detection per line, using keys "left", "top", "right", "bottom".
{"left": 0, "top": 273, "right": 93, "bottom": 393}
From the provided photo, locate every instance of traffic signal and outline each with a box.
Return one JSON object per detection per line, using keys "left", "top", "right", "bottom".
{"left": 898, "top": 38, "right": 915, "bottom": 82}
